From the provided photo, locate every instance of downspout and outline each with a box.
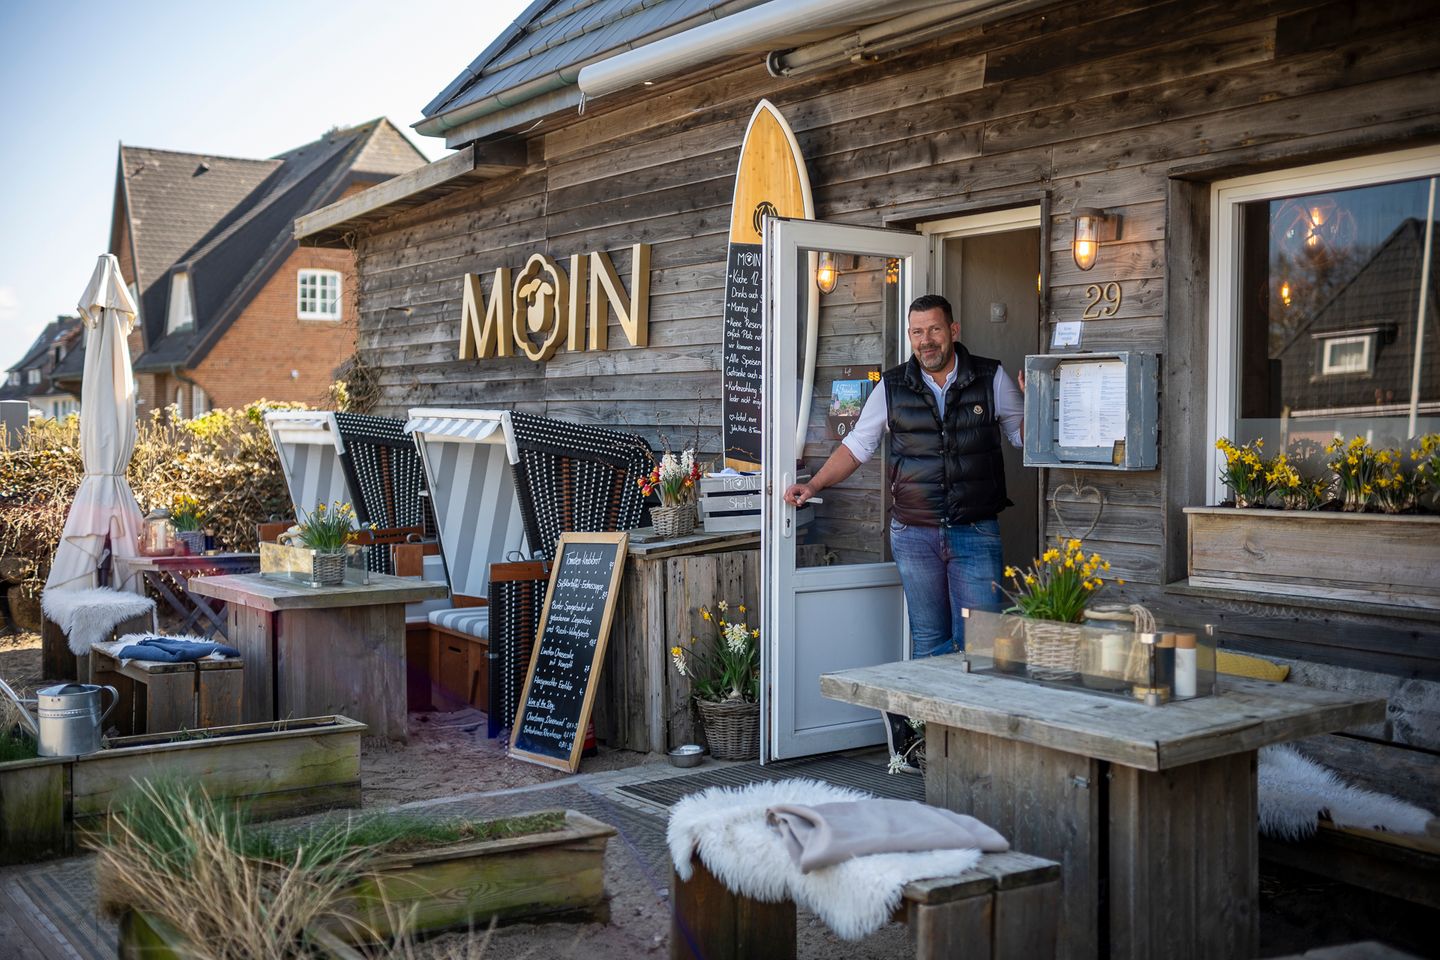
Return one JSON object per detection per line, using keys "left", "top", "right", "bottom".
{"left": 169, "top": 362, "right": 202, "bottom": 418}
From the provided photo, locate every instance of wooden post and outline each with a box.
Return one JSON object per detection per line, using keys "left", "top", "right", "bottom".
{"left": 670, "top": 857, "right": 795, "bottom": 960}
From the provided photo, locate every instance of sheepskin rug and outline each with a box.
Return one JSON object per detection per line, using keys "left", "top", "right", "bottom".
{"left": 40, "top": 587, "right": 156, "bottom": 655}
{"left": 1258, "top": 743, "right": 1433, "bottom": 840}
{"left": 667, "top": 778, "right": 983, "bottom": 940}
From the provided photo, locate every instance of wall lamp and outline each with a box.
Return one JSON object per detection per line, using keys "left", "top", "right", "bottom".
{"left": 816, "top": 251, "right": 839, "bottom": 294}
{"left": 1072, "top": 207, "right": 1121, "bottom": 271}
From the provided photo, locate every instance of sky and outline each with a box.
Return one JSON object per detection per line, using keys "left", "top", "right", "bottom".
{"left": 0, "top": 0, "right": 531, "bottom": 367}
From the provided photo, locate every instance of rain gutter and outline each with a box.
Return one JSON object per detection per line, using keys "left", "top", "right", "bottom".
{"left": 576, "top": 0, "right": 961, "bottom": 99}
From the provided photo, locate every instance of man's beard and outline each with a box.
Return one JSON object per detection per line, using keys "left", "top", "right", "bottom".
{"left": 917, "top": 341, "right": 953, "bottom": 373}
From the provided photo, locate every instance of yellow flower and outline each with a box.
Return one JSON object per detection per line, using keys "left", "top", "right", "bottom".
{"left": 1042, "top": 549, "right": 1059, "bottom": 563}
{"left": 738, "top": 604, "right": 747, "bottom": 613}
{"left": 671, "top": 646, "right": 682, "bottom": 658}
{"left": 1064, "top": 557, "right": 1074, "bottom": 568}
{"left": 752, "top": 629, "right": 760, "bottom": 638}
{"left": 1067, "top": 539, "right": 1081, "bottom": 551}
{"left": 701, "top": 610, "right": 711, "bottom": 621}
{"left": 1117, "top": 579, "right": 1126, "bottom": 585}
{"left": 1004, "top": 566, "right": 1018, "bottom": 578}
{"left": 1024, "top": 574, "right": 1036, "bottom": 585}
{"left": 1083, "top": 580, "right": 1095, "bottom": 590}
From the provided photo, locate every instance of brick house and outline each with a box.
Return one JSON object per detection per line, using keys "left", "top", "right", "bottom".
{"left": 52, "top": 118, "right": 426, "bottom": 416}
{"left": 0, "top": 316, "right": 83, "bottom": 419}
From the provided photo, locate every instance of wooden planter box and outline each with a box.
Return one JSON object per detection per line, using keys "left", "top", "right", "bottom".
{"left": 1185, "top": 506, "right": 1440, "bottom": 610}
{"left": 115, "top": 810, "right": 616, "bottom": 956}
{"left": 0, "top": 715, "right": 364, "bottom": 865}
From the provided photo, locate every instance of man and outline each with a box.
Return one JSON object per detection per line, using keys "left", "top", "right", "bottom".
{"left": 783, "top": 294, "right": 1024, "bottom": 763}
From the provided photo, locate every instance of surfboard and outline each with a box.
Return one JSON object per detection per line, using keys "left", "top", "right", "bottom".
{"left": 721, "top": 99, "right": 818, "bottom": 471}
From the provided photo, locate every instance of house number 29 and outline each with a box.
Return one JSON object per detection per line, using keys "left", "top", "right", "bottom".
{"left": 1081, "top": 282, "right": 1122, "bottom": 319}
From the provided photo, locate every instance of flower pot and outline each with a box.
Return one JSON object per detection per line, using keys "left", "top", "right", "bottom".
{"left": 652, "top": 503, "right": 696, "bottom": 539}
{"left": 1021, "top": 618, "right": 1084, "bottom": 681}
{"left": 695, "top": 698, "right": 759, "bottom": 761}
{"left": 1185, "top": 506, "right": 1440, "bottom": 610}
{"left": 174, "top": 531, "right": 206, "bottom": 556}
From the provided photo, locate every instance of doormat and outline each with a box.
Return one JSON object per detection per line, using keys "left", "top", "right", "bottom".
{"left": 0, "top": 783, "right": 669, "bottom": 960}
{"left": 617, "top": 753, "right": 924, "bottom": 808}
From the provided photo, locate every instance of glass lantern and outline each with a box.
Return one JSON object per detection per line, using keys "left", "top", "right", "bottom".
{"left": 141, "top": 508, "right": 174, "bottom": 556}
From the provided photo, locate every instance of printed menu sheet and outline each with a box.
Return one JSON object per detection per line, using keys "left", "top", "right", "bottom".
{"left": 1057, "top": 360, "right": 1128, "bottom": 448}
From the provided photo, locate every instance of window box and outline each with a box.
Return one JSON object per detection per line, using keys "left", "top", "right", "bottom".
{"left": 1185, "top": 506, "right": 1440, "bottom": 611}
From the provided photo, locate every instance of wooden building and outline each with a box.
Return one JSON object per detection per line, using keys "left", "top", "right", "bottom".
{"left": 296, "top": 0, "right": 1440, "bottom": 789}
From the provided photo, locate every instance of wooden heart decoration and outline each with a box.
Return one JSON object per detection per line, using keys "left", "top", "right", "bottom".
{"left": 1050, "top": 481, "right": 1104, "bottom": 541}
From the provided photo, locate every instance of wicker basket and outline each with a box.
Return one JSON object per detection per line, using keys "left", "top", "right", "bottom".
{"left": 696, "top": 698, "right": 760, "bottom": 761}
{"left": 652, "top": 503, "right": 697, "bottom": 539}
{"left": 176, "top": 530, "right": 206, "bottom": 556}
{"left": 311, "top": 551, "right": 347, "bottom": 587}
{"left": 1021, "top": 618, "right": 1084, "bottom": 681}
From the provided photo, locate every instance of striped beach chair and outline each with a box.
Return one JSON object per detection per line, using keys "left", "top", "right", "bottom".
{"left": 263, "top": 411, "right": 437, "bottom": 576}
{"left": 405, "top": 409, "right": 530, "bottom": 717}
{"left": 405, "top": 409, "right": 653, "bottom": 736}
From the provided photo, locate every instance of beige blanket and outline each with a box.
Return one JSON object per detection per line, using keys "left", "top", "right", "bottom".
{"left": 767, "top": 798, "right": 1008, "bottom": 873}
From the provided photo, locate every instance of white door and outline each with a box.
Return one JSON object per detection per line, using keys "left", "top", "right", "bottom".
{"left": 761, "top": 217, "right": 931, "bottom": 761}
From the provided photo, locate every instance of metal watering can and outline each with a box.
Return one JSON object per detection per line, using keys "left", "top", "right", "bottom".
{"left": 0, "top": 676, "right": 118, "bottom": 757}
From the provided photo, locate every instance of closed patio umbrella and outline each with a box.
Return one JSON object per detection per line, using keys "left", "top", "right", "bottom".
{"left": 44, "top": 254, "right": 145, "bottom": 594}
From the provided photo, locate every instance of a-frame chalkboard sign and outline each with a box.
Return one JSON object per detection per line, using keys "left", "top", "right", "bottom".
{"left": 509, "top": 531, "right": 628, "bottom": 772}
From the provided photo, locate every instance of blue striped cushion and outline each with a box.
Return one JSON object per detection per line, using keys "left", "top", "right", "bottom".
{"left": 428, "top": 606, "right": 490, "bottom": 640}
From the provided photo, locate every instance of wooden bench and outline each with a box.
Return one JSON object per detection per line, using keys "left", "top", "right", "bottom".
{"left": 91, "top": 648, "right": 242, "bottom": 736}
{"left": 1261, "top": 818, "right": 1440, "bottom": 911}
{"left": 670, "top": 850, "right": 1061, "bottom": 960}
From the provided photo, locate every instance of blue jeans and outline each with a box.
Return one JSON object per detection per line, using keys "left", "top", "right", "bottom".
{"left": 890, "top": 517, "right": 1004, "bottom": 658}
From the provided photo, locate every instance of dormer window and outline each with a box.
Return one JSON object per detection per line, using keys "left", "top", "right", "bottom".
{"left": 166, "top": 271, "right": 194, "bottom": 334}
{"left": 298, "top": 269, "right": 342, "bottom": 321}
{"left": 1319, "top": 334, "right": 1374, "bottom": 376}
{"left": 27, "top": 369, "right": 41, "bottom": 385}
{"left": 6, "top": 372, "right": 18, "bottom": 387}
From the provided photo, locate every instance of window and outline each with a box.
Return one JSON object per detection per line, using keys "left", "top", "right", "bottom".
{"left": 6, "top": 372, "right": 17, "bottom": 387}
{"left": 192, "top": 383, "right": 208, "bottom": 415}
{"left": 27, "top": 369, "right": 40, "bottom": 385}
{"left": 1209, "top": 146, "right": 1440, "bottom": 501}
{"left": 297, "top": 269, "right": 342, "bottom": 320}
{"left": 1319, "top": 334, "right": 1375, "bottom": 376}
{"left": 166, "top": 271, "right": 194, "bottom": 334}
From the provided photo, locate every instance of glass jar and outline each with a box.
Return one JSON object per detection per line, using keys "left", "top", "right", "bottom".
{"left": 141, "top": 508, "right": 174, "bottom": 556}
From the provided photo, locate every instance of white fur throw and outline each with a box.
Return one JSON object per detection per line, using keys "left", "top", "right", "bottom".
{"left": 668, "top": 779, "right": 984, "bottom": 940}
{"left": 1258, "top": 744, "right": 1434, "bottom": 840}
{"left": 41, "top": 587, "right": 157, "bottom": 655}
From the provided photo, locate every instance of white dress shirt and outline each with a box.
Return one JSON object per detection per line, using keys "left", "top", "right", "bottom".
{"left": 840, "top": 361, "right": 1024, "bottom": 465}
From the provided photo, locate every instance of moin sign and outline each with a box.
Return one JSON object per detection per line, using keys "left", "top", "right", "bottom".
{"left": 459, "top": 244, "right": 651, "bottom": 362}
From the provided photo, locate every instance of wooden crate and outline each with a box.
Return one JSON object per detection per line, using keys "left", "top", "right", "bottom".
{"left": 1185, "top": 507, "right": 1440, "bottom": 610}
{"left": 115, "top": 810, "right": 616, "bottom": 955}
{"left": 0, "top": 715, "right": 364, "bottom": 865}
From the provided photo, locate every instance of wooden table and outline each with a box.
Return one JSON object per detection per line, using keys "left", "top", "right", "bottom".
{"left": 188, "top": 573, "right": 447, "bottom": 741}
{"left": 112, "top": 553, "right": 260, "bottom": 641}
{"left": 820, "top": 659, "right": 1386, "bottom": 960}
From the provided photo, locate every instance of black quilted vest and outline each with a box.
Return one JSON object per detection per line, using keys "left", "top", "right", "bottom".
{"left": 883, "top": 344, "right": 1011, "bottom": 526}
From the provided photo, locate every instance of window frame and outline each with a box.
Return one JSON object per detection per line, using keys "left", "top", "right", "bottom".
{"left": 297, "top": 268, "right": 343, "bottom": 321}
{"left": 166, "top": 271, "right": 194, "bottom": 334}
{"left": 1318, "top": 334, "right": 1375, "bottom": 376}
{"left": 26, "top": 368, "right": 41, "bottom": 385}
{"left": 1206, "top": 144, "right": 1440, "bottom": 504}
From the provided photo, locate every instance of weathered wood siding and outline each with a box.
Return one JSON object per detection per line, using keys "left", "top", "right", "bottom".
{"left": 352, "top": 0, "right": 1440, "bottom": 680}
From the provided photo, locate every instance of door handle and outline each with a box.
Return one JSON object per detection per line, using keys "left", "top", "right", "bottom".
{"left": 782, "top": 472, "right": 794, "bottom": 539}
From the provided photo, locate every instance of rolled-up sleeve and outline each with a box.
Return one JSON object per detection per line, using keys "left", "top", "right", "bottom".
{"left": 994, "top": 366, "right": 1024, "bottom": 449}
{"left": 840, "top": 384, "right": 887, "bottom": 464}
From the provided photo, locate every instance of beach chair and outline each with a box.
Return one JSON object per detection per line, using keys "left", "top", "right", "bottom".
{"left": 264, "top": 410, "right": 439, "bottom": 577}
{"left": 405, "top": 409, "right": 652, "bottom": 735}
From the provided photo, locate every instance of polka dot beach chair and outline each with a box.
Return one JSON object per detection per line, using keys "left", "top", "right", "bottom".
{"left": 404, "top": 409, "right": 651, "bottom": 735}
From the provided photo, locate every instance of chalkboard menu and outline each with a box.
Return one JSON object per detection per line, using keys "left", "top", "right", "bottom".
{"left": 721, "top": 241, "right": 764, "bottom": 470}
{"left": 509, "top": 532, "right": 628, "bottom": 772}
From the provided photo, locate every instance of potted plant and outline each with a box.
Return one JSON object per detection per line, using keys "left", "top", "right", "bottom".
{"left": 261, "top": 501, "right": 369, "bottom": 587}
{"left": 96, "top": 779, "right": 615, "bottom": 955}
{"left": 1187, "top": 434, "right": 1440, "bottom": 609}
{"left": 169, "top": 494, "right": 206, "bottom": 555}
{"left": 670, "top": 600, "right": 760, "bottom": 760}
{"left": 639, "top": 448, "right": 702, "bottom": 538}
{"left": 996, "top": 539, "right": 1120, "bottom": 680}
